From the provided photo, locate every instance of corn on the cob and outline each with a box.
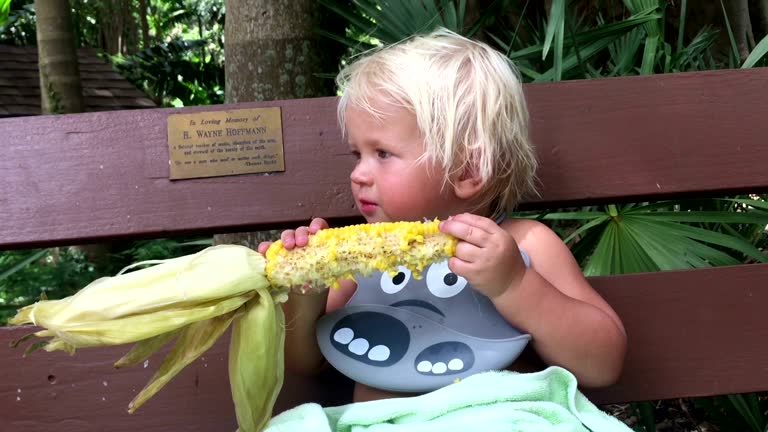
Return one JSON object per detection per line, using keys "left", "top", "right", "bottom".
{"left": 10, "top": 220, "right": 456, "bottom": 432}
{"left": 265, "top": 219, "right": 456, "bottom": 291}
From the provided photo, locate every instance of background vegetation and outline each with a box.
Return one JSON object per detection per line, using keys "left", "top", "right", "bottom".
{"left": 2, "top": 1, "right": 768, "bottom": 430}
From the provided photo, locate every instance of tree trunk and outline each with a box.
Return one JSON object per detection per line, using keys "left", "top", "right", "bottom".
{"left": 35, "top": 0, "right": 112, "bottom": 267}
{"left": 216, "top": 0, "right": 343, "bottom": 248}
{"left": 139, "top": 0, "right": 150, "bottom": 49}
{"left": 35, "top": 0, "right": 83, "bottom": 114}
{"left": 125, "top": 0, "right": 138, "bottom": 54}
{"left": 726, "top": 0, "right": 754, "bottom": 61}
{"left": 98, "top": 0, "right": 124, "bottom": 55}
{"left": 761, "top": 0, "right": 768, "bottom": 36}
{"left": 224, "top": 0, "right": 342, "bottom": 103}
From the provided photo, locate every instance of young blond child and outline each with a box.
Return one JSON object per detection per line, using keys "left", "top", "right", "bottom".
{"left": 258, "top": 27, "right": 626, "bottom": 403}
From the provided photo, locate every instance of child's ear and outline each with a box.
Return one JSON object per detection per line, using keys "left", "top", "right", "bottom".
{"left": 453, "top": 168, "right": 484, "bottom": 199}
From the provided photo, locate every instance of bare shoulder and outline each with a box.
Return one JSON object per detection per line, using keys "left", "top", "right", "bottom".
{"left": 499, "top": 217, "right": 580, "bottom": 276}
{"left": 500, "top": 218, "right": 623, "bottom": 326}
{"left": 500, "top": 218, "right": 590, "bottom": 295}
{"left": 499, "top": 218, "right": 565, "bottom": 255}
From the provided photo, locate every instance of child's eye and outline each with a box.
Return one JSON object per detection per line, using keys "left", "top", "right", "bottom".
{"left": 350, "top": 150, "right": 361, "bottom": 160}
{"left": 376, "top": 150, "right": 391, "bottom": 159}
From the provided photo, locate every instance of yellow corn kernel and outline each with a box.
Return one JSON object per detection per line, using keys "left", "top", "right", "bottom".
{"left": 265, "top": 219, "right": 456, "bottom": 291}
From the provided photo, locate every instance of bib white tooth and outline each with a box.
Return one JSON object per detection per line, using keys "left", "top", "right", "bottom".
{"left": 333, "top": 328, "right": 354, "bottom": 344}
{"left": 367, "top": 345, "right": 390, "bottom": 361}
{"left": 432, "top": 362, "right": 447, "bottom": 374}
{"left": 348, "top": 338, "right": 370, "bottom": 355}
{"left": 417, "top": 361, "right": 432, "bottom": 372}
{"left": 448, "top": 359, "right": 464, "bottom": 370}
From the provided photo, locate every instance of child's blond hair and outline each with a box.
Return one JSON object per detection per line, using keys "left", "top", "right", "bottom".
{"left": 336, "top": 27, "right": 538, "bottom": 216}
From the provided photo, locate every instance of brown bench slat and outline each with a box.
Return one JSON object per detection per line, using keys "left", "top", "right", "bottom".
{"left": 525, "top": 67, "right": 768, "bottom": 206}
{"left": 0, "top": 326, "right": 352, "bottom": 432}
{"left": 3, "top": 68, "right": 768, "bottom": 249}
{"left": 586, "top": 262, "right": 768, "bottom": 404}
{"left": 3, "top": 263, "right": 767, "bottom": 429}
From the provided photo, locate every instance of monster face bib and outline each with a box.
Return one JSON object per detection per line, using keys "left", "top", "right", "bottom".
{"left": 317, "top": 259, "right": 531, "bottom": 393}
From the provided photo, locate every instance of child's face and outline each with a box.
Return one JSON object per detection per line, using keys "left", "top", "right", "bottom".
{"left": 345, "top": 97, "right": 466, "bottom": 223}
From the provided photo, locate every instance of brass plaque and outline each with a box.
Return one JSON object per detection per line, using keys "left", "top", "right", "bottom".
{"left": 167, "top": 107, "right": 285, "bottom": 180}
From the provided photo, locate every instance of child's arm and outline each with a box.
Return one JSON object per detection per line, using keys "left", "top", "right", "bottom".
{"left": 257, "top": 219, "right": 357, "bottom": 376}
{"left": 440, "top": 214, "right": 627, "bottom": 388}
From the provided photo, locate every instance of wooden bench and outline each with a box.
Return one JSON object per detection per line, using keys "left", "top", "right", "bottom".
{"left": 1, "top": 67, "right": 768, "bottom": 431}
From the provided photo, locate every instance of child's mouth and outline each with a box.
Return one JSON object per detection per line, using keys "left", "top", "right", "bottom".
{"left": 358, "top": 200, "right": 377, "bottom": 214}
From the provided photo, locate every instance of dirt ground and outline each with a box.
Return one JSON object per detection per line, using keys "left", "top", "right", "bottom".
{"left": 604, "top": 399, "right": 720, "bottom": 432}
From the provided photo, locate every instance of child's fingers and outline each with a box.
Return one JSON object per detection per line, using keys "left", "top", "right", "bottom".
{"left": 294, "top": 226, "right": 311, "bottom": 247}
{"left": 257, "top": 241, "right": 272, "bottom": 255}
{"left": 309, "top": 218, "right": 329, "bottom": 233}
{"left": 449, "top": 213, "right": 499, "bottom": 233}
{"left": 454, "top": 241, "right": 484, "bottom": 263}
{"left": 440, "top": 218, "right": 491, "bottom": 246}
{"left": 447, "top": 256, "right": 473, "bottom": 278}
{"left": 280, "top": 229, "right": 297, "bottom": 249}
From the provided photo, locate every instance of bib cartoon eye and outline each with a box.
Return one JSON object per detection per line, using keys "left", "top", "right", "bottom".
{"left": 426, "top": 261, "right": 467, "bottom": 298}
{"left": 380, "top": 266, "right": 411, "bottom": 294}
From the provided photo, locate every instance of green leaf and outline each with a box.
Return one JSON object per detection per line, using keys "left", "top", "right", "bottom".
{"left": 583, "top": 222, "right": 617, "bottom": 276}
{"left": 742, "top": 33, "right": 768, "bottom": 68}
{"left": 0, "top": 249, "right": 49, "bottom": 282}
{"left": 498, "top": 6, "right": 660, "bottom": 64}
{"left": 636, "top": 219, "right": 768, "bottom": 263}
{"left": 542, "top": 0, "right": 565, "bottom": 60}
{"left": 534, "top": 211, "right": 611, "bottom": 220}
{"left": 639, "top": 34, "right": 659, "bottom": 74}
{"left": 622, "top": 217, "right": 692, "bottom": 270}
{"left": 720, "top": 0, "right": 742, "bottom": 65}
{"left": 676, "top": 0, "right": 687, "bottom": 52}
{"left": 726, "top": 394, "right": 763, "bottom": 432}
{"left": 627, "top": 218, "right": 740, "bottom": 267}
{"left": 613, "top": 220, "right": 660, "bottom": 273}
{"left": 623, "top": 0, "right": 663, "bottom": 74}
{"left": 0, "top": 0, "right": 9, "bottom": 26}
{"left": 318, "top": 0, "right": 387, "bottom": 42}
{"left": 538, "top": 36, "right": 628, "bottom": 80}
{"left": 636, "top": 211, "right": 768, "bottom": 225}
{"left": 726, "top": 198, "right": 768, "bottom": 211}
{"left": 442, "top": 1, "right": 458, "bottom": 31}
{"left": 562, "top": 215, "right": 610, "bottom": 244}
{"left": 314, "top": 27, "right": 376, "bottom": 50}
{"left": 457, "top": 0, "right": 466, "bottom": 32}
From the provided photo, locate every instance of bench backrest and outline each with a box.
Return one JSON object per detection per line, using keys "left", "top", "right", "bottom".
{"left": 1, "top": 68, "right": 768, "bottom": 431}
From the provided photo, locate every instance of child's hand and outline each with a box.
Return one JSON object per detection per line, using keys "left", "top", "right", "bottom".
{"left": 439, "top": 213, "right": 527, "bottom": 299}
{"left": 257, "top": 218, "right": 329, "bottom": 254}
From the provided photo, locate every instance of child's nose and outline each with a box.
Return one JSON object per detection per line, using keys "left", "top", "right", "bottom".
{"left": 350, "top": 164, "right": 372, "bottom": 185}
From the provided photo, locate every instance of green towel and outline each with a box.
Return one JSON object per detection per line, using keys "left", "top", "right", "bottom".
{"left": 265, "top": 366, "right": 632, "bottom": 432}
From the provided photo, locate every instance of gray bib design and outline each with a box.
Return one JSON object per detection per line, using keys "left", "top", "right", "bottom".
{"left": 316, "top": 259, "right": 531, "bottom": 393}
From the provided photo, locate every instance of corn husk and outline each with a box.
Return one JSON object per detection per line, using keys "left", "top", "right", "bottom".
{"left": 10, "top": 221, "right": 457, "bottom": 432}
{"left": 9, "top": 244, "right": 272, "bottom": 431}
{"left": 11, "top": 245, "right": 266, "bottom": 331}
{"left": 229, "top": 285, "right": 285, "bottom": 432}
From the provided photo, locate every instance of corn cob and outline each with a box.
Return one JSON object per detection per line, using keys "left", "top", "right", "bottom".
{"left": 265, "top": 219, "right": 457, "bottom": 291}
{"left": 9, "top": 220, "right": 456, "bottom": 432}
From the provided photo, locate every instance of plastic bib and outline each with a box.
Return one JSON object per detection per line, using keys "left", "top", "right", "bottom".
{"left": 316, "top": 255, "right": 531, "bottom": 393}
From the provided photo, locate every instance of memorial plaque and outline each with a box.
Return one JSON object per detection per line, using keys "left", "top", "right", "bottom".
{"left": 167, "top": 107, "right": 285, "bottom": 179}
